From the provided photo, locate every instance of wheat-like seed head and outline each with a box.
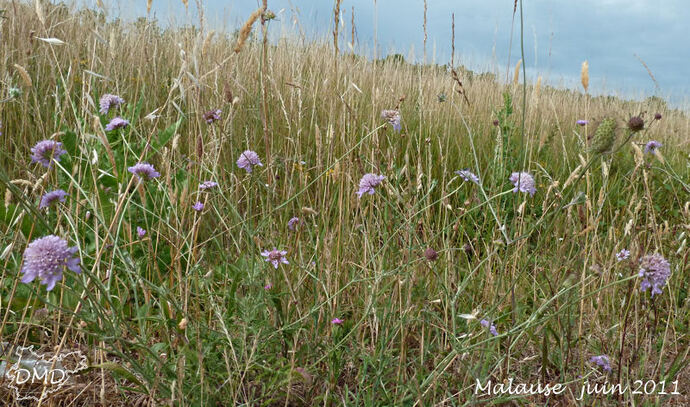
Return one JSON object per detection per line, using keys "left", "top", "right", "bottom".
{"left": 234, "top": 9, "right": 263, "bottom": 54}
{"left": 535, "top": 76, "right": 541, "bottom": 97}
{"left": 581, "top": 60, "right": 589, "bottom": 93}
{"left": 14, "top": 64, "right": 33, "bottom": 87}
{"left": 513, "top": 59, "right": 522, "bottom": 85}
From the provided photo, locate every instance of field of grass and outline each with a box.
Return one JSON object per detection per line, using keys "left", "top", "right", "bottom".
{"left": 0, "top": 1, "right": 688, "bottom": 405}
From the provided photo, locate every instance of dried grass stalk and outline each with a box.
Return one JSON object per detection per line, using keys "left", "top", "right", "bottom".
{"left": 581, "top": 60, "right": 589, "bottom": 93}
{"left": 234, "top": 8, "right": 263, "bottom": 53}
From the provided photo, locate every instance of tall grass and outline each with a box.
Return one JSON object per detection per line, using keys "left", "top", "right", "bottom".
{"left": 0, "top": 1, "right": 688, "bottom": 405}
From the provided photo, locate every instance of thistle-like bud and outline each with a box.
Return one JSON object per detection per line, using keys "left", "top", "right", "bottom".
{"left": 589, "top": 118, "right": 617, "bottom": 154}
{"left": 627, "top": 116, "right": 644, "bottom": 132}
{"left": 424, "top": 248, "right": 438, "bottom": 262}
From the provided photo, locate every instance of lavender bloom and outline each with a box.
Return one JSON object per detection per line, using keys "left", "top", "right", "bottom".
{"left": 455, "top": 169, "right": 480, "bottom": 184}
{"left": 105, "top": 117, "right": 130, "bottom": 131}
{"left": 261, "top": 248, "right": 289, "bottom": 269}
{"left": 39, "top": 189, "right": 68, "bottom": 209}
{"left": 381, "top": 109, "right": 402, "bottom": 132}
{"left": 99, "top": 94, "right": 125, "bottom": 115}
{"left": 203, "top": 109, "right": 222, "bottom": 124}
{"left": 331, "top": 318, "right": 344, "bottom": 325}
{"left": 615, "top": 249, "right": 630, "bottom": 262}
{"left": 236, "top": 150, "right": 263, "bottom": 173}
{"left": 644, "top": 141, "right": 662, "bottom": 154}
{"left": 30, "top": 140, "right": 67, "bottom": 168}
{"left": 199, "top": 180, "right": 218, "bottom": 191}
{"left": 128, "top": 162, "right": 160, "bottom": 180}
{"left": 638, "top": 253, "right": 671, "bottom": 297}
{"left": 509, "top": 172, "right": 536, "bottom": 196}
{"left": 136, "top": 227, "right": 146, "bottom": 238}
{"left": 480, "top": 319, "right": 499, "bottom": 336}
{"left": 589, "top": 355, "right": 612, "bottom": 372}
{"left": 356, "top": 173, "right": 386, "bottom": 198}
{"left": 20, "top": 235, "right": 81, "bottom": 291}
{"left": 192, "top": 201, "right": 204, "bottom": 212}
{"left": 288, "top": 217, "right": 301, "bottom": 231}
{"left": 576, "top": 119, "right": 589, "bottom": 126}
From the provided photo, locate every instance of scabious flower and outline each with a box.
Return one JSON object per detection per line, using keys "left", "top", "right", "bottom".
{"left": 105, "top": 117, "right": 130, "bottom": 131}
{"left": 264, "top": 283, "right": 273, "bottom": 290}
{"left": 20, "top": 235, "right": 81, "bottom": 291}
{"left": 136, "top": 227, "right": 146, "bottom": 238}
{"left": 654, "top": 113, "right": 662, "bottom": 120}
{"left": 30, "top": 140, "right": 67, "bottom": 168}
{"left": 509, "top": 172, "right": 536, "bottom": 196}
{"left": 288, "top": 217, "right": 301, "bottom": 231}
{"left": 627, "top": 116, "right": 645, "bottom": 132}
{"left": 331, "top": 318, "right": 344, "bottom": 325}
{"left": 261, "top": 248, "right": 289, "bottom": 269}
{"left": 192, "top": 201, "right": 204, "bottom": 211}
{"left": 39, "top": 189, "right": 68, "bottom": 209}
{"left": 199, "top": 180, "right": 218, "bottom": 190}
{"left": 638, "top": 253, "right": 671, "bottom": 297}
{"left": 480, "top": 319, "right": 499, "bottom": 336}
{"left": 356, "top": 173, "right": 386, "bottom": 198}
{"left": 128, "top": 162, "right": 160, "bottom": 180}
{"left": 203, "top": 109, "right": 222, "bottom": 124}
{"left": 455, "top": 169, "right": 480, "bottom": 184}
{"left": 236, "top": 150, "right": 263, "bottom": 173}
{"left": 644, "top": 141, "right": 662, "bottom": 154}
{"left": 589, "top": 355, "right": 612, "bottom": 372}
{"left": 615, "top": 249, "right": 630, "bottom": 262}
{"left": 381, "top": 109, "right": 401, "bottom": 132}
{"left": 576, "top": 119, "right": 589, "bottom": 126}
{"left": 99, "top": 94, "right": 125, "bottom": 115}
{"left": 424, "top": 248, "right": 438, "bottom": 261}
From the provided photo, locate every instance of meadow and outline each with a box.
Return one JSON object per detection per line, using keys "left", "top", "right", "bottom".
{"left": 0, "top": 1, "right": 688, "bottom": 405}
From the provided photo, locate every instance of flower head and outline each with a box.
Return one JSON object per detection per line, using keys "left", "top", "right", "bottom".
{"left": 203, "top": 109, "right": 222, "bottom": 124}
{"left": 615, "top": 249, "right": 630, "bottom": 262}
{"left": 590, "top": 118, "right": 617, "bottom": 154}
{"left": 644, "top": 140, "right": 662, "bottom": 154}
{"left": 39, "top": 189, "right": 68, "bottom": 209}
{"left": 509, "top": 172, "right": 536, "bottom": 196}
{"left": 288, "top": 217, "right": 301, "bottom": 231}
{"left": 261, "top": 248, "right": 289, "bottom": 269}
{"left": 356, "top": 173, "right": 386, "bottom": 198}
{"left": 199, "top": 180, "right": 218, "bottom": 191}
{"left": 424, "top": 248, "right": 438, "bottom": 261}
{"left": 264, "top": 283, "right": 273, "bottom": 290}
{"left": 455, "top": 169, "right": 480, "bottom": 184}
{"left": 136, "top": 227, "right": 146, "bottom": 238}
{"left": 128, "top": 162, "right": 160, "bottom": 180}
{"left": 105, "top": 117, "right": 130, "bottom": 131}
{"left": 21, "top": 235, "right": 81, "bottom": 291}
{"left": 236, "top": 150, "right": 263, "bottom": 173}
{"left": 192, "top": 201, "right": 204, "bottom": 212}
{"left": 480, "top": 319, "right": 499, "bottom": 336}
{"left": 627, "top": 116, "right": 645, "bottom": 132}
{"left": 331, "top": 318, "right": 344, "bottom": 325}
{"left": 576, "top": 119, "right": 589, "bottom": 126}
{"left": 654, "top": 113, "right": 662, "bottom": 120}
{"left": 638, "top": 253, "right": 671, "bottom": 297}
{"left": 589, "top": 355, "right": 612, "bottom": 372}
{"left": 381, "top": 109, "right": 401, "bottom": 132}
{"left": 99, "top": 94, "right": 125, "bottom": 115}
{"left": 30, "top": 140, "right": 67, "bottom": 168}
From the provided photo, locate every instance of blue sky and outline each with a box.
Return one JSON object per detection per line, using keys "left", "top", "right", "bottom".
{"left": 100, "top": 0, "right": 689, "bottom": 108}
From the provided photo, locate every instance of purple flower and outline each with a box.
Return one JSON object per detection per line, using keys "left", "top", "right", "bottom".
{"left": 644, "top": 141, "right": 662, "bottom": 154}
{"left": 236, "top": 150, "right": 263, "bottom": 173}
{"left": 20, "top": 235, "right": 81, "bottom": 291}
{"left": 105, "top": 117, "right": 130, "bottom": 131}
{"left": 199, "top": 180, "right": 218, "bottom": 190}
{"left": 39, "top": 189, "right": 68, "bottom": 209}
{"left": 136, "top": 227, "right": 146, "bottom": 238}
{"left": 615, "top": 249, "right": 630, "bottom": 262}
{"left": 356, "top": 173, "right": 386, "bottom": 198}
{"left": 99, "top": 94, "right": 125, "bottom": 115}
{"left": 509, "top": 172, "right": 536, "bottom": 196}
{"left": 455, "top": 169, "right": 480, "bottom": 184}
{"left": 30, "top": 140, "right": 67, "bottom": 168}
{"left": 288, "top": 217, "right": 301, "bottom": 231}
{"left": 576, "top": 119, "right": 589, "bottom": 126}
{"left": 480, "top": 319, "right": 499, "bottom": 336}
{"left": 638, "top": 253, "right": 671, "bottom": 297}
{"left": 264, "top": 283, "right": 273, "bottom": 290}
{"left": 589, "top": 355, "right": 612, "bottom": 372}
{"left": 127, "top": 162, "right": 160, "bottom": 180}
{"left": 192, "top": 201, "right": 204, "bottom": 212}
{"left": 261, "top": 248, "right": 289, "bottom": 269}
{"left": 203, "top": 109, "right": 222, "bottom": 124}
{"left": 331, "top": 318, "right": 344, "bottom": 325}
{"left": 381, "top": 109, "right": 401, "bottom": 132}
